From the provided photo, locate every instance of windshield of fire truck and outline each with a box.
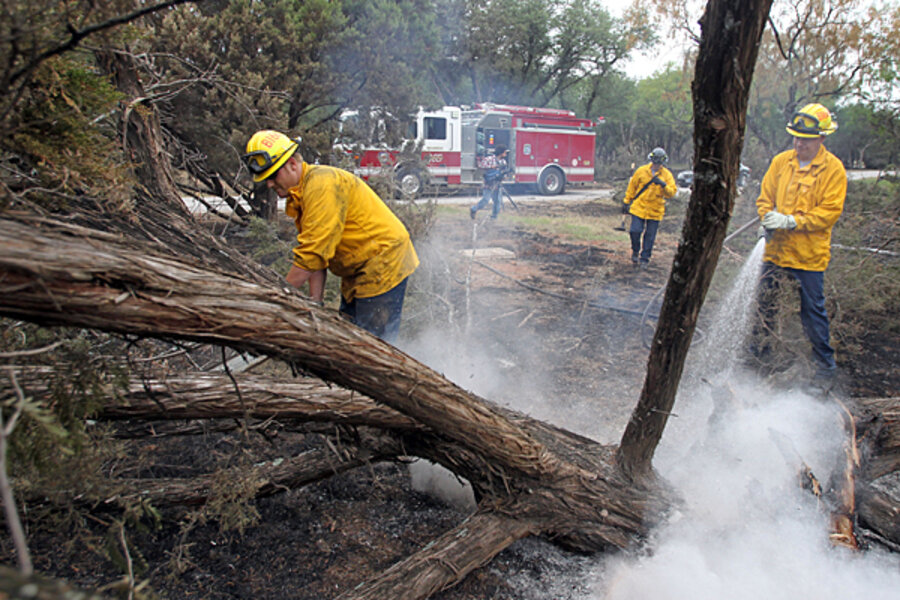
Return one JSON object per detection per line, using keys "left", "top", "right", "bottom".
{"left": 336, "top": 109, "right": 406, "bottom": 149}
{"left": 461, "top": 111, "right": 483, "bottom": 127}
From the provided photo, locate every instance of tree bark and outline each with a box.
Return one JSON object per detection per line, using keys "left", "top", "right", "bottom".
{"left": 337, "top": 510, "right": 538, "bottom": 600}
{"left": 617, "top": 0, "right": 775, "bottom": 480}
{"left": 96, "top": 48, "right": 187, "bottom": 212}
{"left": 0, "top": 212, "right": 670, "bottom": 542}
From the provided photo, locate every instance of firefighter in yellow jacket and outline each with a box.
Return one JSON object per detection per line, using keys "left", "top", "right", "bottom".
{"left": 752, "top": 103, "right": 846, "bottom": 390}
{"left": 623, "top": 147, "right": 677, "bottom": 268}
{"left": 242, "top": 130, "right": 419, "bottom": 343}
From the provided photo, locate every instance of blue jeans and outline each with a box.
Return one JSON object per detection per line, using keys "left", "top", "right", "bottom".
{"left": 339, "top": 277, "right": 409, "bottom": 344}
{"left": 471, "top": 182, "right": 501, "bottom": 218}
{"left": 753, "top": 262, "right": 836, "bottom": 371}
{"left": 629, "top": 216, "right": 659, "bottom": 262}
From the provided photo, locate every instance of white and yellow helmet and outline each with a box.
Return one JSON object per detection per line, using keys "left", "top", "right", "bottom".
{"left": 786, "top": 103, "right": 838, "bottom": 138}
{"left": 242, "top": 130, "right": 300, "bottom": 182}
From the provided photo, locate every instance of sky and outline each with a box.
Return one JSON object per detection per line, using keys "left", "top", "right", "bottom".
{"left": 604, "top": 0, "right": 695, "bottom": 80}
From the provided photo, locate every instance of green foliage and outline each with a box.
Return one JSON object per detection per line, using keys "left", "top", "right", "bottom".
{"left": 147, "top": 0, "right": 441, "bottom": 189}
{"left": 0, "top": 1, "right": 154, "bottom": 210}
{"left": 2, "top": 54, "right": 131, "bottom": 211}
{"left": 433, "top": 0, "right": 649, "bottom": 111}
{"left": 828, "top": 104, "right": 899, "bottom": 169}
{"left": 631, "top": 66, "right": 693, "bottom": 158}
{"left": 1, "top": 324, "right": 129, "bottom": 503}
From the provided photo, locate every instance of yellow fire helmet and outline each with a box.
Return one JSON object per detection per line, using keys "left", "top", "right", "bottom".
{"left": 786, "top": 103, "right": 838, "bottom": 138}
{"left": 243, "top": 130, "right": 300, "bottom": 182}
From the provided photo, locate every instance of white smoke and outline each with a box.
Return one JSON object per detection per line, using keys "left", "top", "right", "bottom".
{"left": 401, "top": 222, "right": 900, "bottom": 599}
{"left": 589, "top": 377, "right": 900, "bottom": 600}
{"left": 584, "top": 236, "right": 900, "bottom": 599}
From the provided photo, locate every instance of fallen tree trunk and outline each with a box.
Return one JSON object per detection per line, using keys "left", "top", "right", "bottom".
{"left": 61, "top": 368, "right": 900, "bottom": 549}
{"left": 0, "top": 213, "right": 668, "bottom": 584}
{"left": 337, "top": 510, "right": 538, "bottom": 600}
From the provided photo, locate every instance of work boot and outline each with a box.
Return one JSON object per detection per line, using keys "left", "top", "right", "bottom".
{"left": 805, "top": 367, "right": 837, "bottom": 397}
{"left": 631, "top": 253, "right": 639, "bottom": 266}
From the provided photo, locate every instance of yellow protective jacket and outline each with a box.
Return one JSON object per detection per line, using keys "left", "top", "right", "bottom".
{"left": 757, "top": 145, "right": 846, "bottom": 272}
{"left": 624, "top": 164, "right": 677, "bottom": 221}
{"left": 285, "top": 163, "right": 419, "bottom": 302}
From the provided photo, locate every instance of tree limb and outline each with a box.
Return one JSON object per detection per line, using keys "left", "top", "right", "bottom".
{"left": 9, "top": 1, "right": 198, "bottom": 85}
{"left": 337, "top": 509, "right": 537, "bottom": 600}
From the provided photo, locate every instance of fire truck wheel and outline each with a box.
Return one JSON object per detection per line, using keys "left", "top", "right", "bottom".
{"left": 537, "top": 167, "right": 565, "bottom": 196}
{"left": 396, "top": 167, "right": 425, "bottom": 198}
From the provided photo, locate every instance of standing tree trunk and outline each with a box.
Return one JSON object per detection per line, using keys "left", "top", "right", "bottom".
{"left": 617, "top": 0, "right": 775, "bottom": 480}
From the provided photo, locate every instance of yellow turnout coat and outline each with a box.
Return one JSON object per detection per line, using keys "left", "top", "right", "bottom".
{"left": 757, "top": 145, "right": 846, "bottom": 272}
{"left": 624, "top": 164, "right": 677, "bottom": 221}
{"left": 285, "top": 163, "right": 419, "bottom": 301}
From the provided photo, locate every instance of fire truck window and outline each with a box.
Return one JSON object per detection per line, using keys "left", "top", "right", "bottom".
{"left": 424, "top": 117, "right": 447, "bottom": 140}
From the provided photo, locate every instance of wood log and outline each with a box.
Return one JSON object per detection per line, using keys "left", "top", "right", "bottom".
{"left": 0, "top": 215, "right": 670, "bottom": 596}
{"left": 336, "top": 510, "right": 537, "bottom": 600}
{"left": 0, "top": 214, "right": 567, "bottom": 483}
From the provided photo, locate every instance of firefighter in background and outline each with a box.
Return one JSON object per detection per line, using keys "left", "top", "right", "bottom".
{"left": 242, "top": 130, "right": 419, "bottom": 344}
{"left": 751, "top": 103, "right": 845, "bottom": 391}
{"left": 470, "top": 146, "right": 510, "bottom": 220}
{"left": 623, "top": 147, "right": 677, "bottom": 268}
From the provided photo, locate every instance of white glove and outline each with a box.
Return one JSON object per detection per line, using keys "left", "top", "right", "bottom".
{"left": 762, "top": 211, "right": 796, "bottom": 230}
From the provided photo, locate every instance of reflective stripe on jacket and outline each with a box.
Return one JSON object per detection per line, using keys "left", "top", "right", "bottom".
{"left": 625, "top": 164, "right": 676, "bottom": 221}
{"left": 285, "top": 163, "right": 419, "bottom": 301}
{"left": 757, "top": 145, "right": 846, "bottom": 272}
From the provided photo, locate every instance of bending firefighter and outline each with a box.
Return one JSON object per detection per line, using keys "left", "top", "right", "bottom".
{"left": 751, "top": 103, "right": 846, "bottom": 391}
{"left": 623, "top": 147, "right": 677, "bottom": 268}
{"left": 243, "top": 130, "right": 419, "bottom": 344}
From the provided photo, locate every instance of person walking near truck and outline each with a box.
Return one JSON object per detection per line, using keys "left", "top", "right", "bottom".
{"left": 623, "top": 147, "right": 677, "bottom": 268}
{"left": 242, "top": 130, "right": 419, "bottom": 344}
{"left": 750, "top": 103, "right": 845, "bottom": 392}
{"left": 470, "top": 146, "right": 510, "bottom": 220}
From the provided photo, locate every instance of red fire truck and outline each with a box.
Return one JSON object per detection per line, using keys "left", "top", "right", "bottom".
{"left": 349, "top": 103, "right": 599, "bottom": 196}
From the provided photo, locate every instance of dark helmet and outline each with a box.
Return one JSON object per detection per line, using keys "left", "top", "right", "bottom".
{"left": 648, "top": 147, "right": 668, "bottom": 165}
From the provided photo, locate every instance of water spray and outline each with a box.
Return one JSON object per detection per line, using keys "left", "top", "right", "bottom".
{"left": 639, "top": 216, "right": 762, "bottom": 349}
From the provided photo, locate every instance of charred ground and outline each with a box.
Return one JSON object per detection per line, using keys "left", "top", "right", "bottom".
{"left": 2, "top": 191, "right": 897, "bottom": 599}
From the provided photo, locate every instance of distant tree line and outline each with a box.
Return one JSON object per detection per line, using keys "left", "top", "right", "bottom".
{"left": 1, "top": 0, "right": 897, "bottom": 216}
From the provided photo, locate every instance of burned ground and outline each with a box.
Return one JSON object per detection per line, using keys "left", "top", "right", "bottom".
{"left": 2, "top": 193, "right": 897, "bottom": 599}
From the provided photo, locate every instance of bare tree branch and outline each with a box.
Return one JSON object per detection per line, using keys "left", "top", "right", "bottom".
{"left": 9, "top": 1, "right": 198, "bottom": 86}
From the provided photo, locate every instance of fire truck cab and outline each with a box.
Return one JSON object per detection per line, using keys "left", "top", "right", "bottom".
{"left": 355, "top": 103, "right": 598, "bottom": 197}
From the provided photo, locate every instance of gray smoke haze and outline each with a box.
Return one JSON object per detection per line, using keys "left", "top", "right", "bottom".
{"left": 399, "top": 229, "right": 899, "bottom": 599}
{"left": 589, "top": 375, "right": 900, "bottom": 600}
